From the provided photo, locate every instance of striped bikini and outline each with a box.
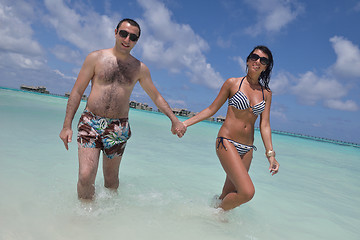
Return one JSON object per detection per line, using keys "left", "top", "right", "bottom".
{"left": 228, "top": 77, "right": 265, "bottom": 115}
{"left": 217, "top": 137, "right": 257, "bottom": 156}
{"left": 217, "top": 77, "right": 265, "bottom": 156}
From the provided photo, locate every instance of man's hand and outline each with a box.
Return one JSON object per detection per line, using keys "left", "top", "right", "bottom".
{"left": 171, "top": 121, "right": 186, "bottom": 138}
{"left": 59, "top": 128, "right": 73, "bottom": 150}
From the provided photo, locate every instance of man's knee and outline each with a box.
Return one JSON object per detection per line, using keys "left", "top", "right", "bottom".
{"left": 104, "top": 175, "right": 119, "bottom": 189}
{"left": 78, "top": 168, "right": 96, "bottom": 186}
{"left": 102, "top": 155, "right": 121, "bottom": 189}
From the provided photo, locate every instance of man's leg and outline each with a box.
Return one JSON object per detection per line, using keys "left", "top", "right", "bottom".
{"left": 78, "top": 147, "right": 101, "bottom": 200}
{"left": 102, "top": 154, "right": 122, "bottom": 190}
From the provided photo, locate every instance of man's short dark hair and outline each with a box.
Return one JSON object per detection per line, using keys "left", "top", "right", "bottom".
{"left": 116, "top": 18, "right": 141, "bottom": 37}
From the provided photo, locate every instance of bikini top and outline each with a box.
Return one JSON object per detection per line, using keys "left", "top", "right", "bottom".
{"left": 228, "top": 77, "right": 265, "bottom": 115}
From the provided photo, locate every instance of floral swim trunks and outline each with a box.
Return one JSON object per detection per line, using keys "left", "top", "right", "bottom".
{"left": 77, "top": 109, "right": 131, "bottom": 159}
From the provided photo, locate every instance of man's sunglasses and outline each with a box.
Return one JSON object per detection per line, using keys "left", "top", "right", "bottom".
{"left": 118, "top": 30, "right": 139, "bottom": 42}
{"left": 249, "top": 53, "right": 269, "bottom": 65}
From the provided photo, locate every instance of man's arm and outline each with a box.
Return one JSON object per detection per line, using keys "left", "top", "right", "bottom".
{"left": 138, "top": 63, "right": 186, "bottom": 137}
{"left": 59, "top": 52, "right": 97, "bottom": 149}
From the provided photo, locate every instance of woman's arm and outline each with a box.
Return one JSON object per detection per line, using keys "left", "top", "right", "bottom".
{"left": 259, "top": 90, "right": 279, "bottom": 175}
{"left": 183, "top": 78, "right": 234, "bottom": 127}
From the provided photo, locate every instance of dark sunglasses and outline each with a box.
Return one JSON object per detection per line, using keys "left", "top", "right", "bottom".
{"left": 249, "top": 53, "right": 269, "bottom": 65}
{"left": 118, "top": 30, "right": 139, "bottom": 42}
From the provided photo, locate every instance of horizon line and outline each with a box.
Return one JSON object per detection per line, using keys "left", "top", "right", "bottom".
{"left": 1, "top": 86, "right": 359, "bottom": 148}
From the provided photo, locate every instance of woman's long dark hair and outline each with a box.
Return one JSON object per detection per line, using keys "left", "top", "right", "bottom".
{"left": 246, "top": 45, "right": 273, "bottom": 90}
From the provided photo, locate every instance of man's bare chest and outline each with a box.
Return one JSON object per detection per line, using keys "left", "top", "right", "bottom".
{"left": 96, "top": 58, "right": 140, "bottom": 85}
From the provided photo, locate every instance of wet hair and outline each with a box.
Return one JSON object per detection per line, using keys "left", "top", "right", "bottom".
{"left": 246, "top": 45, "right": 273, "bottom": 90}
{"left": 116, "top": 18, "right": 141, "bottom": 37}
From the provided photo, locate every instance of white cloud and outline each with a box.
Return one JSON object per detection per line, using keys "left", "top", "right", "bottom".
{"left": 285, "top": 36, "right": 360, "bottom": 111}
{"left": 217, "top": 36, "right": 232, "bottom": 49}
{"left": 290, "top": 71, "right": 359, "bottom": 111}
{"left": 53, "top": 69, "right": 77, "bottom": 81}
{"left": 291, "top": 71, "right": 347, "bottom": 105}
{"left": 7, "top": 53, "right": 46, "bottom": 69}
{"left": 51, "top": 45, "right": 82, "bottom": 65}
{"left": 324, "top": 99, "right": 358, "bottom": 112}
{"left": 264, "top": 7, "right": 295, "bottom": 32}
{"left": 269, "top": 71, "right": 291, "bottom": 95}
{"left": 43, "top": 0, "right": 117, "bottom": 53}
{"left": 0, "top": 0, "right": 46, "bottom": 70}
{"left": 330, "top": 36, "right": 360, "bottom": 78}
{"left": 30, "top": 0, "right": 224, "bottom": 91}
{"left": 273, "top": 36, "right": 360, "bottom": 112}
{"left": 271, "top": 107, "right": 287, "bottom": 121}
{"left": 244, "top": 0, "right": 304, "bottom": 36}
{"left": 233, "top": 56, "right": 247, "bottom": 74}
{"left": 136, "top": 0, "right": 223, "bottom": 89}
{"left": 0, "top": 1, "right": 43, "bottom": 58}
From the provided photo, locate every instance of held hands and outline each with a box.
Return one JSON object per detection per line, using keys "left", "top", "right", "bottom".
{"left": 59, "top": 128, "right": 73, "bottom": 150}
{"left": 171, "top": 121, "right": 187, "bottom": 138}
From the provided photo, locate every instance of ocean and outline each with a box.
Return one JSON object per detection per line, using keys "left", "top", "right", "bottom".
{"left": 0, "top": 88, "right": 359, "bottom": 240}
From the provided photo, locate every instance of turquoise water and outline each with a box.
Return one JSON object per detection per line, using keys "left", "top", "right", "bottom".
{"left": 0, "top": 88, "right": 359, "bottom": 240}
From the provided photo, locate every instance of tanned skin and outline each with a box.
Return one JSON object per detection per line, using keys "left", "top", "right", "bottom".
{"left": 60, "top": 20, "right": 186, "bottom": 200}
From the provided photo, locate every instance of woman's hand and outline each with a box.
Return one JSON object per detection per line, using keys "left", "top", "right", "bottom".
{"left": 268, "top": 157, "right": 279, "bottom": 176}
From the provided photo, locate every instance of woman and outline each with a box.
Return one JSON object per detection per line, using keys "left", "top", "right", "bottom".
{"left": 183, "top": 45, "right": 279, "bottom": 211}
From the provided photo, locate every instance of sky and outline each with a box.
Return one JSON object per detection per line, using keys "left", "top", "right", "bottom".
{"left": 0, "top": 0, "right": 359, "bottom": 144}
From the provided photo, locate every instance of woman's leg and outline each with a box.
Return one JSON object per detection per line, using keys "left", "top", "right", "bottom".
{"left": 216, "top": 139, "right": 255, "bottom": 211}
{"left": 219, "top": 175, "right": 236, "bottom": 200}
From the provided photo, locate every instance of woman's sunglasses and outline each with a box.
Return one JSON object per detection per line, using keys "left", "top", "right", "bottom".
{"left": 249, "top": 53, "right": 269, "bottom": 65}
{"left": 118, "top": 30, "right": 139, "bottom": 42}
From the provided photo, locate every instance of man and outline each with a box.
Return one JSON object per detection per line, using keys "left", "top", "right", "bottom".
{"left": 59, "top": 18, "right": 186, "bottom": 200}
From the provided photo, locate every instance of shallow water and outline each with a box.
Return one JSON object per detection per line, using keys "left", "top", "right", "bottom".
{"left": 1, "top": 88, "right": 359, "bottom": 240}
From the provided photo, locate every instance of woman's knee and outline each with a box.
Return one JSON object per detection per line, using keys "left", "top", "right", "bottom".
{"left": 242, "top": 186, "right": 255, "bottom": 203}
{"left": 232, "top": 186, "right": 255, "bottom": 207}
